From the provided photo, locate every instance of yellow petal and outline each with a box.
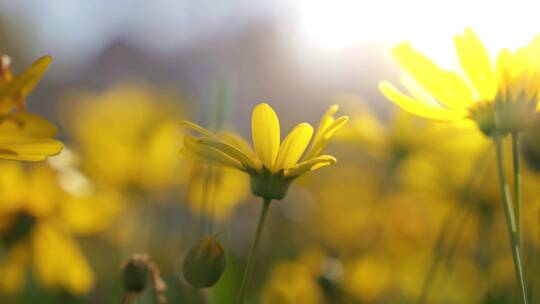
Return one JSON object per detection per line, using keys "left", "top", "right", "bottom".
{"left": 495, "top": 49, "right": 531, "bottom": 99}
{"left": 379, "top": 81, "right": 466, "bottom": 121}
{"left": 219, "top": 132, "right": 257, "bottom": 161}
{"left": 393, "top": 42, "right": 473, "bottom": 109}
{"left": 274, "top": 123, "right": 313, "bottom": 171}
{"left": 525, "top": 34, "right": 540, "bottom": 77}
{"left": 198, "top": 137, "right": 259, "bottom": 170}
{"left": 527, "top": 33, "right": 540, "bottom": 54}
{"left": 179, "top": 120, "right": 215, "bottom": 137}
{"left": 312, "top": 105, "right": 339, "bottom": 147}
{"left": 32, "top": 223, "right": 94, "bottom": 295}
{"left": 399, "top": 75, "right": 440, "bottom": 107}
{"left": 0, "top": 137, "right": 63, "bottom": 161}
{"left": 285, "top": 155, "right": 336, "bottom": 177}
{"left": 0, "top": 56, "right": 52, "bottom": 109}
{"left": 305, "top": 116, "right": 348, "bottom": 159}
{"left": 0, "top": 112, "right": 58, "bottom": 137}
{"left": 183, "top": 135, "right": 244, "bottom": 171}
{"left": 252, "top": 103, "right": 280, "bottom": 168}
{"left": 454, "top": 28, "right": 497, "bottom": 100}
{"left": 0, "top": 244, "right": 27, "bottom": 293}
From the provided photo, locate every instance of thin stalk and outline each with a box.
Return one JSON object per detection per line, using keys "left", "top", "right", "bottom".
{"left": 511, "top": 132, "right": 522, "bottom": 246}
{"left": 197, "top": 166, "right": 214, "bottom": 238}
{"left": 206, "top": 167, "right": 217, "bottom": 235}
{"left": 236, "top": 197, "right": 271, "bottom": 304}
{"left": 494, "top": 135, "right": 528, "bottom": 304}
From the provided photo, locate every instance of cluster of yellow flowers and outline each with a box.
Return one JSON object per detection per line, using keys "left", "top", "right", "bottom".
{"left": 259, "top": 29, "right": 540, "bottom": 304}
{"left": 2, "top": 26, "right": 540, "bottom": 304}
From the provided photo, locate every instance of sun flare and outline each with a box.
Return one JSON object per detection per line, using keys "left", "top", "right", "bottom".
{"left": 296, "top": 0, "right": 540, "bottom": 65}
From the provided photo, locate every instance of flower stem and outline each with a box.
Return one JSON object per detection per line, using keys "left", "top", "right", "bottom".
{"left": 511, "top": 132, "right": 522, "bottom": 246}
{"left": 494, "top": 135, "right": 528, "bottom": 304}
{"left": 236, "top": 197, "right": 271, "bottom": 304}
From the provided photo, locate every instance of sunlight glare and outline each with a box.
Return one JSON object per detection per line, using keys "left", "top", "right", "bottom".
{"left": 296, "top": 0, "right": 540, "bottom": 67}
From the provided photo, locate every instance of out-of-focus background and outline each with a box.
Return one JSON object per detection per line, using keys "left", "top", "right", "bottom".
{"left": 1, "top": 0, "right": 540, "bottom": 303}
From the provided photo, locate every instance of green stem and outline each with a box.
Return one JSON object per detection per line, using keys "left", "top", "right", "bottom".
{"left": 494, "top": 135, "right": 528, "bottom": 304}
{"left": 511, "top": 132, "right": 522, "bottom": 246}
{"left": 236, "top": 197, "right": 271, "bottom": 304}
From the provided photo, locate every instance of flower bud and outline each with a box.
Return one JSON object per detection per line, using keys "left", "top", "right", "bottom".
{"left": 183, "top": 236, "right": 226, "bottom": 288}
{"left": 122, "top": 254, "right": 149, "bottom": 292}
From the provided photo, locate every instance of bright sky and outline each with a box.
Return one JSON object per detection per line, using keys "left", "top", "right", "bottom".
{"left": 2, "top": 0, "right": 540, "bottom": 69}
{"left": 295, "top": 0, "right": 540, "bottom": 67}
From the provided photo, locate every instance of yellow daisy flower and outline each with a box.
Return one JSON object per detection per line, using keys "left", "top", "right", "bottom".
{"left": 180, "top": 103, "right": 348, "bottom": 200}
{"left": 0, "top": 54, "right": 63, "bottom": 160}
{"left": 379, "top": 28, "right": 540, "bottom": 136}
{"left": 0, "top": 160, "right": 121, "bottom": 295}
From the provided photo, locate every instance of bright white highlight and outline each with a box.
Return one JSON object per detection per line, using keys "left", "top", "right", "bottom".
{"left": 297, "top": 0, "right": 540, "bottom": 65}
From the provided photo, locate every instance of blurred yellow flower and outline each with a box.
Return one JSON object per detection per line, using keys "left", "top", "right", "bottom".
{"left": 380, "top": 28, "right": 540, "bottom": 135}
{"left": 338, "top": 104, "right": 448, "bottom": 164}
{"left": 261, "top": 261, "right": 323, "bottom": 304}
{"left": 187, "top": 164, "right": 249, "bottom": 220}
{"left": 181, "top": 103, "right": 347, "bottom": 200}
{"left": 0, "top": 55, "right": 62, "bottom": 160}
{"left": 344, "top": 254, "right": 391, "bottom": 301}
{"left": 63, "top": 84, "right": 187, "bottom": 193}
{"left": 0, "top": 159, "right": 122, "bottom": 295}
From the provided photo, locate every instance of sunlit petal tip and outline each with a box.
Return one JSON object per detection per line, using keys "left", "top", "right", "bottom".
{"left": 285, "top": 155, "right": 337, "bottom": 177}
{"left": 35, "top": 55, "right": 53, "bottom": 67}
{"left": 254, "top": 102, "right": 273, "bottom": 112}
{"left": 463, "top": 27, "right": 476, "bottom": 37}
{"left": 392, "top": 41, "right": 412, "bottom": 54}
{"left": 337, "top": 115, "right": 349, "bottom": 124}
{"left": 325, "top": 104, "right": 339, "bottom": 116}
{"left": 296, "top": 122, "right": 313, "bottom": 129}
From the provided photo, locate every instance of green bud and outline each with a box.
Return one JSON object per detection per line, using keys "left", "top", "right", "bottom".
{"left": 183, "top": 236, "right": 226, "bottom": 288}
{"left": 249, "top": 167, "right": 294, "bottom": 200}
{"left": 122, "top": 254, "right": 149, "bottom": 292}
